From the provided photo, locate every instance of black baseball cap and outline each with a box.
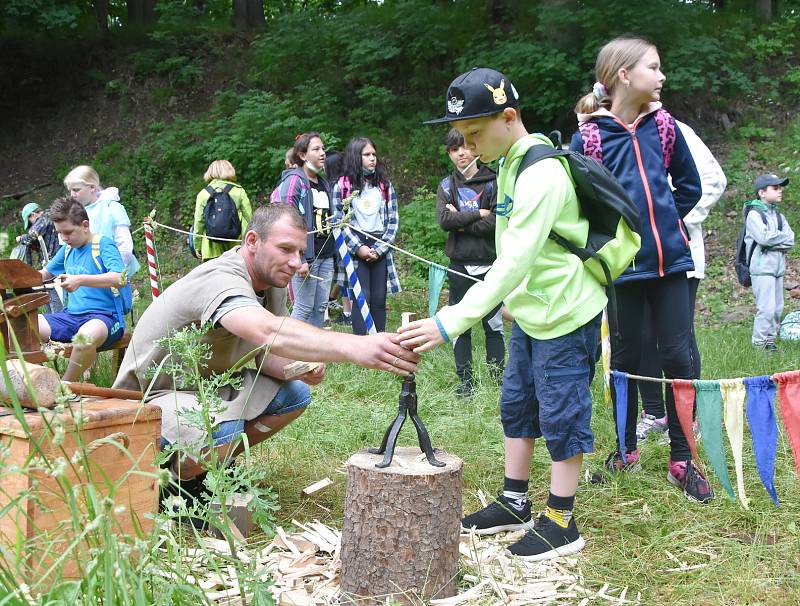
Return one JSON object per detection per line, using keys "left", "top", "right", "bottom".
{"left": 424, "top": 67, "right": 520, "bottom": 125}
{"left": 754, "top": 173, "right": 789, "bottom": 194}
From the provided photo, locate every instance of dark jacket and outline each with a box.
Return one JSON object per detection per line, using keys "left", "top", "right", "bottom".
{"left": 570, "top": 106, "right": 702, "bottom": 282}
{"left": 19, "top": 209, "right": 60, "bottom": 267}
{"left": 436, "top": 165, "right": 497, "bottom": 265}
{"left": 270, "top": 168, "right": 331, "bottom": 263}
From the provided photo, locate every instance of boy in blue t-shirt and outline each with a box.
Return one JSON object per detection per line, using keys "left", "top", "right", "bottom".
{"left": 38, "top": 197, "right": 126, "bottom": 381}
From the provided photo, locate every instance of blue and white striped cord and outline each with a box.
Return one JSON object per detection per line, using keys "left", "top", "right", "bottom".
{"left": 333, "top": 227, "right": 376, "bottom": 335}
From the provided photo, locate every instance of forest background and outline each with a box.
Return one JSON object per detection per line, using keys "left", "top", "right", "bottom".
{"left": 1, "top": 1, "right": 800, "bottom": 604}
{"left": 1, "top": 1, "right": 799, "bottom": 321}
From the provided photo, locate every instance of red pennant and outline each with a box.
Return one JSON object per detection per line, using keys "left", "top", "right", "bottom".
{"left": 671, "top": 379, "right": 701, "bottom": 464}
{"left": 773, "top": 371, "right": 800, "bottom": 479}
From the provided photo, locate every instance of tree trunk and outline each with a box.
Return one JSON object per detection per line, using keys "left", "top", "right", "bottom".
{"left": 232, "top": 0, "right": 265, "bottom": 29}
{"left": 340, "top": 447, "right": 463, "bottom": 605}
{"left": 487, "top": 0, "right": 508, "bottom": 24}
{"left": 94, "top": 0, "right": 109, "bottom": 35}
{"left": 128, "top": 0, "right": 157, "bottom": 25}
{"left": 755, "top": 0, "right": 773, "bottom": 20}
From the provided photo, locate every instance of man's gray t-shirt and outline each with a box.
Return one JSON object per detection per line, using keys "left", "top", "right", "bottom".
{"left": 113, "top": 248, "right": 289, "bottom": 446}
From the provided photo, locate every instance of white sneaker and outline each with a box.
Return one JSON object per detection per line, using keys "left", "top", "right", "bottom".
{"left": 635, "top": 413, "right": 668, "bottom": 441}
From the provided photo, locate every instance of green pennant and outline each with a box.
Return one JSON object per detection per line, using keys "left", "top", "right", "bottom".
{"left": 694, "top": 380, "right": 735, "bottom": 499}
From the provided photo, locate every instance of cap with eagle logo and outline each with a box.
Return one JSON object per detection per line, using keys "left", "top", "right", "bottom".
{"left": 424, "top": 67, "right": 520, "bottom": 124}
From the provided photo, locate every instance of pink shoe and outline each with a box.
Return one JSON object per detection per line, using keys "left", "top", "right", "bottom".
{"left": 668, "top": 459, "right": 714, "bottom": 503}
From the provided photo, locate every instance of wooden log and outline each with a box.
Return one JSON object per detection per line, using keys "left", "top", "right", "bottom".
{"left": 340, "top": 447, "right": 463, "bottom": 605}
{"left": 1, "top": 361, "right": 59, "bottom": 408}
{"left": 209, "top": 492, "right": 255, "bottom": 540}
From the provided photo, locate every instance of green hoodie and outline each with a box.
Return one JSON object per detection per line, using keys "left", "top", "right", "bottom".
{"left": 436, "top": 134, "right": 607, "bottom": 340}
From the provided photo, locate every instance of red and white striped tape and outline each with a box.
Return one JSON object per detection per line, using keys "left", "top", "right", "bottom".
{"left": 143, "top": 220, "right": 160, "bottom": 298}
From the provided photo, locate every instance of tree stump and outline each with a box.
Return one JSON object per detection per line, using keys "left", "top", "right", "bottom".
{"left": 340, "top": 447, "right": 463, "bottom": 605}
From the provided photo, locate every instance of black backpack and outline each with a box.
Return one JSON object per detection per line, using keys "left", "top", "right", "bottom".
{"left": 203, "top": 183, "right": 241, "bottom": 243}
{"left": 735, "top": 206, "right": 782, "bottom": 287}
{"left": 513, "top": 142, "right": 642, "bottom": 333}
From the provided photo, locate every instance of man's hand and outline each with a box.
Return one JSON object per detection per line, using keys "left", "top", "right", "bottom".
{"left": 479, "top": 208, "right": 491, "bottom": 218}
{"left": 446, "top": 203, "right": 457, "bottom": 212}
{"left": 58, "top": 274, "right": 83, "bottom": 293}
{"left": 357, "top": 245, "right": 372, "bottom": 260}
{"left": 353, "top": 333, "right": 419, "bottom": 376}
{"left": 298, "top": 363, "right": 326, "bottom": 386}
{"left": 296, "top": 262, "right": 310, "bottom": 278}
{"left": 397, "top": 318, "right": 445, "bottom": 353}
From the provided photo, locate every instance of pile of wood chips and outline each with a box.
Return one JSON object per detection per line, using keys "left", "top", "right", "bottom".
{"left": 182, "top": 517, "right": 640, "bottom": 606}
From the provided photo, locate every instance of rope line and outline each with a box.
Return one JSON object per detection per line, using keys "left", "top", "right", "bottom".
{"left": 616, "top": 371, "right": 792, "bottom": 384}
{"left": 337, "top": 223, "right": 481, "bottom": 283}
{"left": 147, "top": 218, "right": 482, "bottom": 283}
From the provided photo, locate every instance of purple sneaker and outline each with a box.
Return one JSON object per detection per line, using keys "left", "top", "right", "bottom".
{"left": 668, "top": 459, "right": 714, "bottom": 503}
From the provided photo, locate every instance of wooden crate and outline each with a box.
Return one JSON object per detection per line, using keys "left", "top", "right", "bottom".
{"left": 0, "top": 397, "right": 162, "bottom": 580}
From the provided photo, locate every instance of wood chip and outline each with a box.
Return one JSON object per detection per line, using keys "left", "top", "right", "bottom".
{"left": 283, "top": 361, "right": 321, "bottom": 380}
{"left": 165, "top": 519, "right": 635, "bottom": 605}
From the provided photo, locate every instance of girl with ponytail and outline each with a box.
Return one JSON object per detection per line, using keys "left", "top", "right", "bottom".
{"left": 570, "top": 36, "right": 711, "bottom": 503}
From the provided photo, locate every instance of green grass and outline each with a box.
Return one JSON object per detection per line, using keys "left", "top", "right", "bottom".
{"left": 254, "top": 292, "right": 800, "bottom": 605}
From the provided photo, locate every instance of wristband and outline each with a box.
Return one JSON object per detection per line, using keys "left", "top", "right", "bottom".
{"left": 434, "top": 316, "right": 450, "bottom": 343}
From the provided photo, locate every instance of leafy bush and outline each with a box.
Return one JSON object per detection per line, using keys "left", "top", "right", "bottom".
{"left": 397, "top": 188, "right": 447, "bottom": 288}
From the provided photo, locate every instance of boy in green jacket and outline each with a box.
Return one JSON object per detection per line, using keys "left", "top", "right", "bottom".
{"left": 400, "top": 68, "right": 607, "bottom": 561}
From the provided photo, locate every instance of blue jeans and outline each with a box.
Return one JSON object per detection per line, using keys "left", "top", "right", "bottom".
{"left": 500, "top": 315, "right": 601, "bottom": 462}
{"left": 291, "top": 257, "right": 335, "bottom": 328}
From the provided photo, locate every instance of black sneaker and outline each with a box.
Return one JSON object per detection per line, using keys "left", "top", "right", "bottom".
{"left": 160, "top": 471, "right": 210, "bottom": 530}
{"left": 333, "top": 314, "right": 351, "bottom": 326}
{"left": 461, "top": 495, "right": 531, "bottom": 535}
{"left": 507, "top": 513, "right": 585, "bottom": 561}
{"left": 455, "top": 379, "right": 475, "bottom": 398}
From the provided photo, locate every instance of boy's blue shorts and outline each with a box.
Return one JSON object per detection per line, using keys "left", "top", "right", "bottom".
{"left": 43, "top": 311, "right": 123, "bottom": 349}
{"left": 500, "top": 314, "right": 601, "bottom": 462}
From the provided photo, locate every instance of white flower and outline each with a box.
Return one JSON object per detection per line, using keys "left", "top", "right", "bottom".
{"left": 48, "top": 457, "right": 67, "bottom": 478}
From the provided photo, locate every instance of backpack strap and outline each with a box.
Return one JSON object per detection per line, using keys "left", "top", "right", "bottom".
{"left": 205, "top": 185, "right": 216, "bottom": 196}
{"left": 653, "top": 109, "right": 676, "bottom": 169}
{"left": 222, "top": 183, "right": 234, "bottom": 194}
{"left": 90, "top": 234, "right": 103, "bottom": 271}
{"left": 63, "top": 235, "right": 125, "bottom": 324}
{"left": 578, "top": 122, "right": 603, "bottom": 164}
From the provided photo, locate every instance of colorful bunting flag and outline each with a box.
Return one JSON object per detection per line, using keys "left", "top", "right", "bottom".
{"left": 772, "top": 370, "right": 800, "bottom": 479}
{"left": 743, "top": 376, "right": 780, "bottom": 506}
{"left": 671, "top": 379, "right": 701, "bottom": 465}
{"left": 720, "top": 379, "right": 749, "bottom": 509}
{"left": 427, "top": 264, "right": 447, "bottom": 318}
{"left": 601, "top": 309, "right": 612, "bottom": 405}
{"left": 612, "top": 371, "right": 630, "bottom": 463}
{"left": 694, "top": 380, "right": 735, "bottom": 499}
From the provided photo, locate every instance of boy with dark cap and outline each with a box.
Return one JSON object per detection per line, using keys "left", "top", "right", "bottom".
{"left": 437, "top": 128, "right": 504, "bottom": 396}
{"left": 744, "top": 173, "right": 795, "bottom": 350}
{"left": 400, "top": 68, "right": 606, "bottom": 560}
